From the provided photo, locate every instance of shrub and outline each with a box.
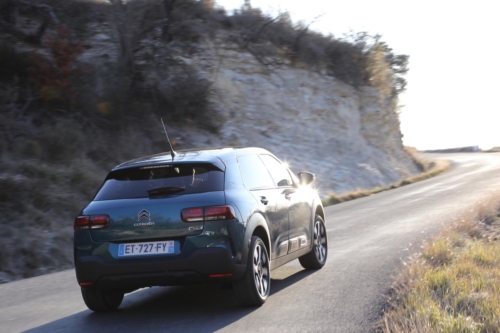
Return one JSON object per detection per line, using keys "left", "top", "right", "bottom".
{"left": 0, "top": 42, "right": 30, "bottom": 105}
{"left": 29, "top": 24, "right": 85, "bottom": 105}
{"left": 39, "top": 119, "right": 85, "bottom": 161}
{"left": 154, "top": 64, "right": 217, "bottom": 131}
{"left": 228, "top": 8, "right": 406, "bottom": 91}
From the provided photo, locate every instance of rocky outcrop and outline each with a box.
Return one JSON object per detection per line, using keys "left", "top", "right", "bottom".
{"left": 7, "top": 19, "right": 419, "bottom": 196}
{"left": 162, "top": 42, "right": 419, "bottom": 195}
{"left": 76, "top": 26, "right": 420, "bottom": 196}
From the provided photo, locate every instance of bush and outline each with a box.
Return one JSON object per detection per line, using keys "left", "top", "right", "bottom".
{"left": 154, "top": 64, "right": 217, "bottom": 130}
{"left": 29, "top": 24, "right": 85, "bottom": 105}
{"left": 39, "top": 119, "right": 85, "bottom": 162}
{"left": 0, "top": 42, "right": 30, "bottom": 104}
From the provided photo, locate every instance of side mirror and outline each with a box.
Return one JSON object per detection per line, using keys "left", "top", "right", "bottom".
{"left": 297, "top": 172, "right": 315, "bottom": 186}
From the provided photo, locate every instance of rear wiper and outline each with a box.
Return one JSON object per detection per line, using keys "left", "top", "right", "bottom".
{"left": 147, "top": 187, "right": 185, "bottom": 196}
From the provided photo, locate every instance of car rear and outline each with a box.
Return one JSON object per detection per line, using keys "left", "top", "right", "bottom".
{"left": 74, "top": 161, "right": 245, "bottom": 292}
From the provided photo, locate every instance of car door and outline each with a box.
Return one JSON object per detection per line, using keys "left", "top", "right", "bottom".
{"left": 259, "top": 155, "right": 312, "bottom": 254}
{"left": 237, "top": 154, "right": 290, "bottom": 260}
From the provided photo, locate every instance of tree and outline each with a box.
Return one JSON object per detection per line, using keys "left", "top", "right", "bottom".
{"left": 30, "top": 25, "right": 84, "bottom": 104}
{"left": 0, "top": 0, "right": 59, "bottom": 44}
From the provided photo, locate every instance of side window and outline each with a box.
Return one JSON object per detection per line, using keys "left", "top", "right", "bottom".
{"left": 259, "top": 155, "right": 293, "bottom": 187}
{"left": 237, "top": 154, "right": 275, "bottom": 190}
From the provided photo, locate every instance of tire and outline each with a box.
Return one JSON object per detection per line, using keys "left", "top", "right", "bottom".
{"left": 299, "top": 215, "right": 328, "bottom": 270}
{"left": 233, "top": 236, "right": 270, "bottom": 306}
{"left": 81, "top": 287, "right": 124, "bottom": 312}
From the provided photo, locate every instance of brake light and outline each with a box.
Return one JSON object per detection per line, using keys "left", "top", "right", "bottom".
{"left": 74, "top": 215, "right": 110, "bottom": 230}
{"left": 205, "top": 206, "right": 235, "bottom": 221}
{"left": 74, "top": 216, "right": 89, "bottom": 230}
{"left": 90, "top": 215, "right": 110, "bottom": 229}
{"left": 181, "top": 206, "right": 236, "bottom": 222}
{"left": 181, "top": 208, "right": 204, "bottom": 222}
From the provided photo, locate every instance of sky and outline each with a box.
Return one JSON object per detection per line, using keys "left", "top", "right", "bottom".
{"left": 216, "top": 0, "right": 500, "bottom": 150}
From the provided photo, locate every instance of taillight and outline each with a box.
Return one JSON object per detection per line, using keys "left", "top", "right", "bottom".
{"left": 90, "top": 215, "right": 110, "bottom": 229}
{"left": 181, "top": 207, "right": 205, "bottom": 222}
{"left": 205, "top": 206, "right": 235, "bottom": 221}
{"left": 74, "top": 216, "right": 89, "bottom": 230}
{"left": 181, "top": 206, "right": 236, "bottom": 222}
{"left": 74, "top": 215, "right": 110, "bottom": 230}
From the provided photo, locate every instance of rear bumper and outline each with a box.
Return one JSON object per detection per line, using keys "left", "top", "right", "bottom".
{"left": 75, "top": 247, "right": 246, "bottom": 290}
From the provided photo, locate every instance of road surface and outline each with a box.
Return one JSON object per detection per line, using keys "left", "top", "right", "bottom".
{"left": 1, "top": 153, "right": 500, "bottom": 333}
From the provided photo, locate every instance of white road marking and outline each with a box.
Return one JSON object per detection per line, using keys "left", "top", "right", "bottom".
{"left": 460, "top": 162, "right": 479, "bottom": 167}
{"left": 432, "top": 183, "right": 464, "bottom": 193}
{"left": 398, "top": 182, "right": 443, "bottom": 198}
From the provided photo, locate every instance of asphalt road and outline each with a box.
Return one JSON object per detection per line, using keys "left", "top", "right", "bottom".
{"left": 2, "top": 153, "right": 500, "bottom": 333}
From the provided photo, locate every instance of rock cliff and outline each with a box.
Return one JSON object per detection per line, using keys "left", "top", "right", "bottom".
{"left": 6, "top": 9, "right": 419, "bottom": 197}
{"left": 113, "top": 31, "right": 419, "bottom": 195}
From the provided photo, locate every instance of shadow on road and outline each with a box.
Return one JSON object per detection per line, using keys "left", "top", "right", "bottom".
{"left": 25, "top": 268, "right": 315, "bottom": 333}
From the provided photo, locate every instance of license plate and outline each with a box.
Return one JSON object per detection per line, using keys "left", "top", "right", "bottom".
{"left": 118, "top": 241, "right": 175, "bottom": 257}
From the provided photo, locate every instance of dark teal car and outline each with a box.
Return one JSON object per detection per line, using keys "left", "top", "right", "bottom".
{"left": 74, "top": 147, "right": 327, "bottom": 311}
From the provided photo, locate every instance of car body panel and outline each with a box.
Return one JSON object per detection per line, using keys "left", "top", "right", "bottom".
{"left": 286, "top": 188, "right": 314, "bottom": 250}
{"left": 74, "top": 146, "right": 325, "bottom": 293}
{"left": 83, "top": 192, "right": 225, "bottom": 242}
{"left": 246, "top": 188, "right": 290, "bottom": 259}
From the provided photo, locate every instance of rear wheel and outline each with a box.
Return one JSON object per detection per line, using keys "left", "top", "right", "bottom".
{"left": 81, "top": 287, "right": 124, "bottom": 312}
{"left": 233, "top": 236, "right": 270, "bottom": 306}
{"left": 299, "top": 215, "right": 328, "bottom": 269}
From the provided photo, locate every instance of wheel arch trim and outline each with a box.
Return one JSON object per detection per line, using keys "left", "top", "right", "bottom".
{"left": 241, "top": 213, "right": 271, "bottom": 266}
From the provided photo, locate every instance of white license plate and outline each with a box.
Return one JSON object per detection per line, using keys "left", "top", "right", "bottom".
{"left": 118, "top": 241, "right": 175, "bottom": 257}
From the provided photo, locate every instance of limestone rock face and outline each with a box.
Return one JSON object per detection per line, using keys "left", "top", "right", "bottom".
{"left": 164, "top": 42, "right": 419, "bottom": 196}
{"left": 73, "top": 26, "right": 422, "bottom": 196}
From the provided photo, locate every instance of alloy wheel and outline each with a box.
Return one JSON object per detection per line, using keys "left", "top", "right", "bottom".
{"left": 253, "top": 243, "right": 270, "bottom": 298}
{"left": 314, "top": 220, "right": 327, "bottom": 263}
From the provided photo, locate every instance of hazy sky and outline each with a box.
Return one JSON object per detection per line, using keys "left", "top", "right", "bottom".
{"left": 216, "top": 0, "right": 500, "bottom": 150}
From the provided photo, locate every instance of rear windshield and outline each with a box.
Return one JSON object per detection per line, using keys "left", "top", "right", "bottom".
{"left": 94, "top": 163, "right": 224, "bottom": 201}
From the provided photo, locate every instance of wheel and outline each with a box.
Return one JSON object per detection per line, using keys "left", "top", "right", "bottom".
{"left": 81, "top": 287, "right": 124, "bottom": 312}
{"left": 299, "top": 215, "right": 328, "bottom": 269}
{"left": 233, "top": 236, "right": 270, "bottom": 306}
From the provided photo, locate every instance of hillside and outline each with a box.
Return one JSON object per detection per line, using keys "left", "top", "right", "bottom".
{"left": 0, "top": 0, "right": 418, "bottom": 282}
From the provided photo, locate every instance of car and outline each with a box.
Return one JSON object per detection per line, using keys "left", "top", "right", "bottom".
{"left": 74, "top": 147, "right": 327, "bottom": 311}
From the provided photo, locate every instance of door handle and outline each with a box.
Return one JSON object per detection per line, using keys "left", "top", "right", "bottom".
{"left": 260, "top": 196, "right": 269, "bottom": 205}
{"left": 281, "top": 189, "right": 294, "bottom": 200}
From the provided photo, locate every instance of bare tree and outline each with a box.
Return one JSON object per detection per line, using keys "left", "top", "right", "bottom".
{"left": 0, "top": 0, "right": 59, "bottom": 43}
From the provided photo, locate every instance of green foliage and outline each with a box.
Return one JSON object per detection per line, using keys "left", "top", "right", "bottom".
{"left": 423, "top": 239, "right": 453, "bottom": 267}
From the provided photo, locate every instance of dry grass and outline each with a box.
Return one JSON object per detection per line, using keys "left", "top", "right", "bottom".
{"left": 324, "top": 150, "right": 450, "bottom": 206}
{"left": 377, "top": 195, "right": 500, "bottom": 332}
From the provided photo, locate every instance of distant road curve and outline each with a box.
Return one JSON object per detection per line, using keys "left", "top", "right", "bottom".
{"left": 1, "top": 153, "right": 500, "bottom": 333}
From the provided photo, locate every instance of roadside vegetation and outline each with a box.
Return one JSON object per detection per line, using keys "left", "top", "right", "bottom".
{"left": 378, "top": 195, "right": 500, "bottom": 332}
{"left": 323, "top": 148, "right": 451, "bottom": 206}
{"left": 0, "top": 0, "right": 410, "bottom": 282}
